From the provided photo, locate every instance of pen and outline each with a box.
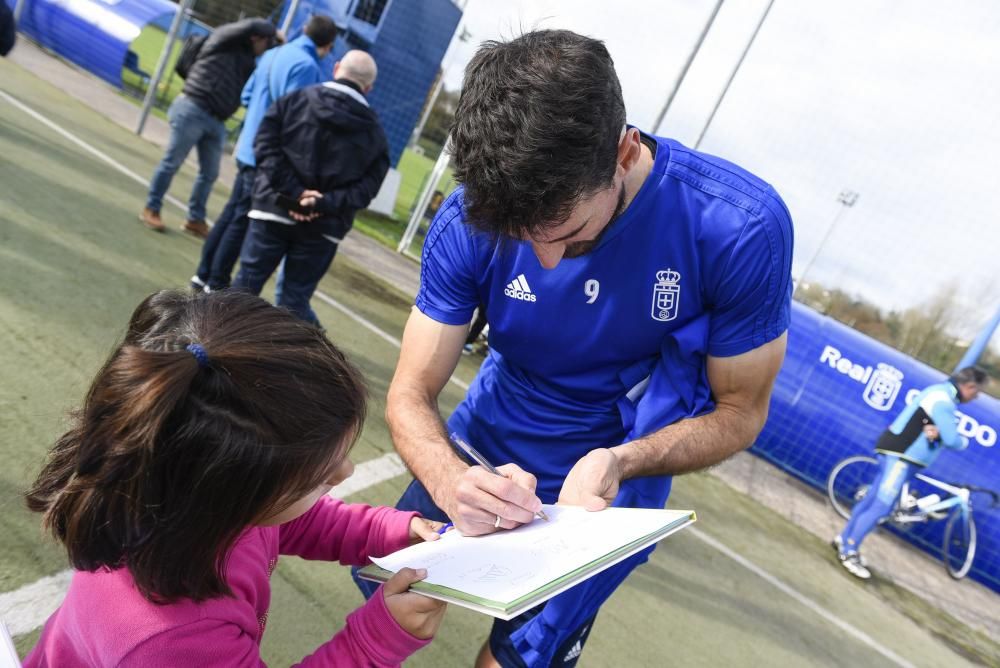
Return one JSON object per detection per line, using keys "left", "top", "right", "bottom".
{"left": 450, "top": 432, "right": 550, "bottom": 522}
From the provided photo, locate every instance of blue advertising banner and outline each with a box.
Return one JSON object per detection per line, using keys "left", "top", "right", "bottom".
{"left": 756, "top": 301, "right": 1000, "bottom": 591}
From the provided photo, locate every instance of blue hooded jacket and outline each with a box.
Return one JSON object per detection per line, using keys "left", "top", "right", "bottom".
{"left": 235, "top": 34, "right": 328, "bottom": 167}
{"left": 875, "top": 380, "right": 968, "bottom": 466}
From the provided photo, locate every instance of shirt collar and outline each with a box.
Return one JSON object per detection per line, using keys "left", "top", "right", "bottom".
{"left": 322, "top": 80, "right": 369, "bottom": 107}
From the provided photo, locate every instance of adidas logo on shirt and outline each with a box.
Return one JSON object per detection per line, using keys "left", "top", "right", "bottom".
{"left": 563, "top": 639, "right": 582, "bottom": 662}
{"left": 504, "top": 274, "right": 536, "bottom": 302}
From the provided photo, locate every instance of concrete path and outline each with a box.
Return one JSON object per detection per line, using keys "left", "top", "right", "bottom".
{"left": 6, "top": 33, "right": 997, "bottom": 649}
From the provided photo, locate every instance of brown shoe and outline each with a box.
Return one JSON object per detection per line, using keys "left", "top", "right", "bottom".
{"left": 140, "top": 207, "right": 165, "bottom": 232}
{"left": 182, "top": 219, "right": 210, "bottom": 239}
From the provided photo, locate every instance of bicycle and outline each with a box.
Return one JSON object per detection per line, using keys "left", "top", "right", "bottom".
{"left": 826, "top": 455, "right": 1000, "bottom": 579}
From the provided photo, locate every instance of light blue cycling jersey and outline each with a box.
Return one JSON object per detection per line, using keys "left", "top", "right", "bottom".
{"left": 875, "top": 381, "right": 968, "bottom": 467}
{"left": 416, "top": 134, "right": 794, "bottom": 504}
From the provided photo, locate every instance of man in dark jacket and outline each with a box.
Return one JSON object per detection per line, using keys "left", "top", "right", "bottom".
{"left": 233, "top": 50, "right": 389, "bottom": 325}
{"left": 141, "top": 18, "right": 277, "bottom": 237}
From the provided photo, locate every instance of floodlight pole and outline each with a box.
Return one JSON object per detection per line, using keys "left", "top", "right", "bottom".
{"left": 136, "top": 0, "right": 195, "bottom": 136}
{"left": 409, "top": 73, "right": 445, "bottom": 149}
{"left": 796, "top": 189, "right": 858, "bottom": 291}
{"left": 651, "top": 0, "right": 723, "bottom": 134}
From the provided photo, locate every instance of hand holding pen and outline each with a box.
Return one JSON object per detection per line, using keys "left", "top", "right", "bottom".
{"left": 448, "top": 432, "right": 549, "bottom": 536}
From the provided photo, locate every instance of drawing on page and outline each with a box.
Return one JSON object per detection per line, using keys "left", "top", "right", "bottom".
{"left": 475, "top": 564, "right": 513, "bottom": 582}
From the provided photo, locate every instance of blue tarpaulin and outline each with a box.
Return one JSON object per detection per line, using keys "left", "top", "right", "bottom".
{"left": 6, "top": 0, "right": 178, "bottom": 87}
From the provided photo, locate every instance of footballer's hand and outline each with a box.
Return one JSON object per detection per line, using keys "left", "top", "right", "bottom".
{"left": 448, "top": 463, "right": 542, "bottom": 535}
{"left": 558, "top": 448, "right": 621, "bottom": 511}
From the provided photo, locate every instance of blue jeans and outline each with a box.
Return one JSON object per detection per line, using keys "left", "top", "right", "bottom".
{"left": 233, "top": 219, "right": 338, "bottom": 325}
{"left": 146, "top": 95, "right": 226, "bottom": 221}
{"left": 840, "top": 454, "right": 917, "bottom": 553}
{"left": 196, "top": 162, "right": 255, "bottom": 289}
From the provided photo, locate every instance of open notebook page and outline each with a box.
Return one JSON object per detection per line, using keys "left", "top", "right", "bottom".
{"left": 371, "top": 504, "right": 692, "bottom": 605}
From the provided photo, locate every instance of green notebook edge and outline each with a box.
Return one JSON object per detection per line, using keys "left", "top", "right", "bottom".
{"left": 357, "top": 510, "right": 696, "bottom": 615}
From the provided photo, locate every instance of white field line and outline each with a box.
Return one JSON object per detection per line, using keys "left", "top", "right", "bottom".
{"left": 0, "top": 90, "right": 915, "bottom": 668}
{"left": 0, "top": 571, "right": 72, "bottom": 636}
{"left": 0, "top": 89, "right": 468, "bottom": 394}
{"left": 689, "top": 528, "right": 914, "bottom": 668}
{"left": 328, "top": 452, "right": 408, "bottom": 499}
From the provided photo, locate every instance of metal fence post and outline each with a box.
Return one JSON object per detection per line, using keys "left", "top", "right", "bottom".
{"left": 280, "top": 0, "right": 302, "bottom": 36}
{"left": 398, "top": 138, "right": 451, "bottom": 254}
{"left": 136, "top": 0, "right": 196, "bottom": 136}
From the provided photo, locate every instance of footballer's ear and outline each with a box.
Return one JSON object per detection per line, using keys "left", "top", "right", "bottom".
{"left": 617, "top": 127, "right": 643, "bottom": 173}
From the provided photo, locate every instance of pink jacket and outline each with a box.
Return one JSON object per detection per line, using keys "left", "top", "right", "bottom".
{"left": 25, "top": 497, "right": 427, "bottom": 667}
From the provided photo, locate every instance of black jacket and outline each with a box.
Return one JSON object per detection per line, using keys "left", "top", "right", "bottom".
{"left": 183, "top": 18, "right": 275, "bottom": 120}
{"left": 0, "top": 1, "right": 15, "bottom": 57}
{"left": 251, "top": 81, "right": 390, "bottom": 240}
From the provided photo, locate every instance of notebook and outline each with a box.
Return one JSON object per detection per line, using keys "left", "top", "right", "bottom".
{"left": 0, "top": 621, "right": 22, "bottom": 668}
{"left": 358, "top": 504, "right": 695, "bottom": 620}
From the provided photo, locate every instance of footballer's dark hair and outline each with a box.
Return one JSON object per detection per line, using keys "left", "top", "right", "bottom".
{"left": 450, "top": 29, "right": 626, "bottom": 238}
{"left": 25, "top": 290, "right": 367, "bottom": 603}
{"left": 304, "top": 14, "right": 338, "bottom": 48}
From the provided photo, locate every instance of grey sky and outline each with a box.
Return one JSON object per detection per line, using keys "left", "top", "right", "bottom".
{"left": 437, "top": 0, "right": 1000, "bottom": 339}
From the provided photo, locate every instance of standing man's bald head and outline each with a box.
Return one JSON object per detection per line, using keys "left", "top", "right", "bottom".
{"left": 335, "top": 50, "right": 378, "bottom": 93}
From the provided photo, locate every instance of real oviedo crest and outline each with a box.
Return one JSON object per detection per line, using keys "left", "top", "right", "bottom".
{"left": 651, "top": 269, "right": 681, "bottom": 322}
{"left": 863, "top": 362, "right": 904, "bottom": 411}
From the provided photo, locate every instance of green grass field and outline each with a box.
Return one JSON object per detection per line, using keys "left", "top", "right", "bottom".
{"left": 1, "top": 56, "right": 997, "bottom": 666}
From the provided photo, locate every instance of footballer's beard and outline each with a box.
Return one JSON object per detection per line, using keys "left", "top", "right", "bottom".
{"left": 563, "top": 183, "right": 627, "bottom": 259}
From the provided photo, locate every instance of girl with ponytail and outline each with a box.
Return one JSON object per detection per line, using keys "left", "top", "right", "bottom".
{"left": 24, "top": 290, "right": 446, "bottom": 667}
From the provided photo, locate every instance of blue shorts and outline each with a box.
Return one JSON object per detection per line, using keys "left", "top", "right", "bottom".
{"left": 351, "top": 479, "right": 601, "bottom": 667}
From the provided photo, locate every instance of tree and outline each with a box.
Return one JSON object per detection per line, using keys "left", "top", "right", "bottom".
{"left": 420, "top": 86, "right": 460, "bottom": 150}
{"left": 192, "top": 0, "right": 285, "bottom": 28}
{"left": 795, "top": 280, "right": 991, "bottom": 376}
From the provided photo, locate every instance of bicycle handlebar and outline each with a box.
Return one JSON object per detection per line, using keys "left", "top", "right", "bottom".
{"left": 956, "top": 484, "right": 1000, "bottom": 507}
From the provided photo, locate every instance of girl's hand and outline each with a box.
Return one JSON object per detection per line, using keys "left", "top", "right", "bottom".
{"left": 382, "top": 568, "right": 447, "bottom": 639}
{"left": 409, "top": 517, "right": 447, "bottom": 544}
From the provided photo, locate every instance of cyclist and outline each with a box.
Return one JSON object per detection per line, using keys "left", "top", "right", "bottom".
{"left": 834, "top": 366, "right": 988, "bottom": 579}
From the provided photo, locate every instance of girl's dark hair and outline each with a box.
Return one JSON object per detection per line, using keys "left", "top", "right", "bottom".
{"left": 26, "top": 290, "right": 367, "bottom": 603}
{"left": 450, "top": 29, "right": 626, "bottom": 238}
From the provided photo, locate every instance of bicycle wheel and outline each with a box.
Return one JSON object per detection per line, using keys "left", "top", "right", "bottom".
{"left": 943, "top": 509, "right": 977, "bottom": 579}
{"left": 827, "top": 455, "right": 879, "bottom": 520}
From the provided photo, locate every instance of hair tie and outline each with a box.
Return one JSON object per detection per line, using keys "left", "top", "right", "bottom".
{"left": 185, "top": 343, "right": 210, "bottom": 369}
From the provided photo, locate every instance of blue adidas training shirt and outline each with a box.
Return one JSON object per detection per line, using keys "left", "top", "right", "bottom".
{"left": 416, "top": 134, "right": 794, "bottom": 505}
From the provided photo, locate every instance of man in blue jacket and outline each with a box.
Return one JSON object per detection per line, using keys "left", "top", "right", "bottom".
{"left": 191, "top": 14, "right": 338, "bottom": 293}
{"left": 233, "top": 50, "right": 388, "bottom": 325}
{"left": 835, "top": 366, "right": 988, "bottom": 579}
{"left": 141, "top": 18, "right": 276, "bottom": 236}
